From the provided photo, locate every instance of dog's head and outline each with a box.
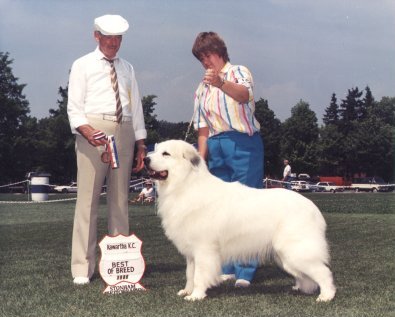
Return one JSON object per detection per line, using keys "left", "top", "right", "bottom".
{"left": 144, "top": 140, "right": 203, "bottom": 184}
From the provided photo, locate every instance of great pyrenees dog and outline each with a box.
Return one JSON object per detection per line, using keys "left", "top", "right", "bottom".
{"left": 144, "top": 140, "right": 336, "bottom": 302}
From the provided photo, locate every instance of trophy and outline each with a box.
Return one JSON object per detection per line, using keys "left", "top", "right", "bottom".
{"left": 94, "top": 131, "right": 119, "bottom": 169}
{"left": 106, "top": 135, "right": 119, "bottom": 169}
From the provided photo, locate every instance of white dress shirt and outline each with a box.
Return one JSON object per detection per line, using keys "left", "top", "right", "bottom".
{"left": 67, "top": 47, "right": 147, "bottom": 140}
{"left": 283, "top": 164, "right": 291, "bottom": 178}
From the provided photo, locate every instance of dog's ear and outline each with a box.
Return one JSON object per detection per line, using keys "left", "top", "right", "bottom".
{"left": 183, "top": 145, "right": 201, "bottom": 168}
{"left": 190, "top": 155, "right": 201, "bottom": 167}
{"left": 183, "top": 152, "right": 201, "bottom": 167}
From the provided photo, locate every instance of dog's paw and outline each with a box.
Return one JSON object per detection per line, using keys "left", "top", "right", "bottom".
{"left": 316, "top": 292, "right": 335, "bottom": 302}
{"left": 316, "top": 295, "right": 332, "bottom": 302}
{"left": 184, "top": 290, "right": 207, "bottom": 301}
{"left": 177, "top": 289, "right": 190, "bottom": 297}
{"left": 316, "top": 285, "right": 336, "bottom": 302}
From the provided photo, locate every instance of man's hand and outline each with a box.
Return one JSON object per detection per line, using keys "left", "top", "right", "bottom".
{"left": 77, "top": 125, "right": 108, "bottom": 147}
{"left": 132, "top": 142, "right": 146, "bottom": 173}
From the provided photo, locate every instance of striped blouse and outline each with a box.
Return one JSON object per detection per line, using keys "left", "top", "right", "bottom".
{"left": 193, "top": 62, "right": 261, "bottom": 137}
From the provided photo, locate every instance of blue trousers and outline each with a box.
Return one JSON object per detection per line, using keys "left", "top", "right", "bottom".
{"left": 207, "top": 131, "right": 264, "bottom": 282}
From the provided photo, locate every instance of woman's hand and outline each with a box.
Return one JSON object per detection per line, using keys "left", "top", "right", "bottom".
{"left": 203, "top": 68, "right": 249, "bottom": 103}
{"left": 203, "top": 68, "right": 223, "bottom": 88}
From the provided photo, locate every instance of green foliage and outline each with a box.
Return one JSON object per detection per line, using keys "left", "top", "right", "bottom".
{"left": 370, "top": 96, "right": 395, "bottom": 126}
{"left": 0, "top": 51, "right": 394, "bottom": 183}
{"left": 255, "top": 98, "right": 282, "bottom": 177}
{"left": 352, "top": 116, "right": 393, "bottom": 178}
{"left": 323, "top": 93, "right": 339, "bottom": 126}
{"left": 142, "top": 95, "right": 160, "bottom": 145}
{"left": 0, "top": 52, "right": 32, "bottom": 181}
{"left": 318, "top": 124, "right": 344, "bottom": 175}
{"left": 157, "top": 120, "right": 197, "bottom": 143}
{"left": 32, "top": 85, "right": 77, "bottom": 183}
{"left": 281, "top": 100, "right": 320, "bottom": 175}
{"left": 319, "top": 87, "right": 394, "bottom": 181}
{"left": 339, "top": 87, "right": 363, "bottom": 128}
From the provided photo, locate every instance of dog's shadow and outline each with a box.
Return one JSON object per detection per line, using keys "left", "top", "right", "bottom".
{"left": 144, "top": 262, "right": 299, "bottom": 298}
{"left": 208, "top": 265, "right": 298, "bottom": 298}
{"left": 144, "top": 262, "right": 185, "bottom": 276}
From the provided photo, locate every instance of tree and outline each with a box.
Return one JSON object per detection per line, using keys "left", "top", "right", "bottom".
{"left": 338, "top": 87, "right": 363, "bottom": 132}
{"left": 32, "top": 85, "right": 77, "bottom": 183}
{"left": 350, "top": 92, "right": 394, "bottom": 181}
{"left": 141, "top": 95, "right": 160, "bottom": 145}
{"left": 280, "top": 100, "right": 319, "bottom": 176}
{"left": 323, "top": 93, "right": 339, "bottom": 126}
{"left": 254, "top": 98, "right": 282, "bottom": 178}
{"left": 320, "top": 93, "right": 344, "bottom": 176}
{"left": 351, "top": 116, "right": 393, "bottom": 180}
{"left": 157, "top": 120, "right": 196, "bottom": 143}
{"left": 318, "top": 124, "right": 345, "bottom": 176}
{"left": 361, "top": 86, "right": 374, "bottom": 121}
{"left": 1, "top": 52, "right": 394, "bottom": 184}
{"left": 320, "top": 88, "right": 394, "bottom": 181}
{"left": 0, "top": 52, "right": 33, "bottom": 181}
{"left": 370, "top": 96, "right": 395, "bottom": 126}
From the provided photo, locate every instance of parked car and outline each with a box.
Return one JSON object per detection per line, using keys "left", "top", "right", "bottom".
{"left": 315, "top": 182, "right": 344, "bottom": 193}
{"left": 297, "top": 173, "right": 311, "bottom": 180}
{"left": 351, "top": 177, "right": 394, "bottom": 192}
{"left": 54, "top": 182, "right": 78, "bottom": 193}
{"left": 307, "top": 181, "right": 321, "bottom": 192}
{"left": 291, "top": 181, "right": 310, "bottom": 192}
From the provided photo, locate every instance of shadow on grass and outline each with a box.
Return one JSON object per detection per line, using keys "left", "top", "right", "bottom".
{"left": 145, "top": 262, "right": 185, "bottom": 276}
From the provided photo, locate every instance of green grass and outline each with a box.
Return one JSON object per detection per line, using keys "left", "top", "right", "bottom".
{"left": 0, "top": 192, "right": 394, "bottom": 317}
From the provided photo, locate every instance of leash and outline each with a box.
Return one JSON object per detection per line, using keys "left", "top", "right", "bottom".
{"left": 184, "top": 103, "right": 198, "bottom": 141}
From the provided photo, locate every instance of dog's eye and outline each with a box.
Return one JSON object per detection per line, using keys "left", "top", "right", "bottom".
{"left": 162, "top": 151, "right": 170, "bottom": 156}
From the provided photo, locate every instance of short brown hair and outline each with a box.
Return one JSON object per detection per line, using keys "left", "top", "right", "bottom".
{"left": 192, "top": 32, "right": 230, "bottom": 62}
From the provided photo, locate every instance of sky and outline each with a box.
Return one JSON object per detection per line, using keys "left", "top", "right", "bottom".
{"left": 1, "top": 0, "right": 394, "bottom": 125}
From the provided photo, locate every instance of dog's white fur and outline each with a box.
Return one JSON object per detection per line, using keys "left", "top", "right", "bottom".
{"left": 146, "top": 140, "right": 336, "bottom": 302}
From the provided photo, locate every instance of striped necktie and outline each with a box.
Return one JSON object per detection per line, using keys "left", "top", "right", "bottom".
{"left": 104, "top": 58, "right": 123, "bottom": 123}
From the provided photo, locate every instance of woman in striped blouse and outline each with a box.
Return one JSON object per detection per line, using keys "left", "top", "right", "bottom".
{"left": 192, "top": 32, "right": 264, "bottom": 288}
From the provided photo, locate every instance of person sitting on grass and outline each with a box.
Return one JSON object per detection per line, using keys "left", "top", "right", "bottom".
{"left": 130, "top": 182, "right": 155, "bottom": 203}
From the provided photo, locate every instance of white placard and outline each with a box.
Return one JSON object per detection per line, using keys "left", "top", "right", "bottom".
{"left": 99, "top": 234, "right": 146, "bottom": 294}
{"left": 103, "top": 281, "right": 146, "bottom": 294}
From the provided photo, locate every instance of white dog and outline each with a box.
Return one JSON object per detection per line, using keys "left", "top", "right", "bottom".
{"left": 145, "top": 140, "right": 336, "bottom": 302}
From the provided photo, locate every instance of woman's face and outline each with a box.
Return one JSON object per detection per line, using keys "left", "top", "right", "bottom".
{"left": 199, "top": 52, "right": 225, "bottom": 72}
{"left": 94, "top": 31, "right": 122, "bottom": 59}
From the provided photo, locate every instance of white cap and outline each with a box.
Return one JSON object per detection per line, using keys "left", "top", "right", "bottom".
{"left": 94, "top": 15, "right": 129, "bottom": 36}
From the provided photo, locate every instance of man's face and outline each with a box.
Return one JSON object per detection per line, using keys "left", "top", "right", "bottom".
{"left": 95, "top": 31, "right": 122, "bottom": 59}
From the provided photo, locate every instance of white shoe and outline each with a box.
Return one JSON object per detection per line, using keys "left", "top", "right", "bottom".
{"left": 235, "top": 279, "right": 251, "bottom": 288}
{"left": 220, "top": 274, "right": 236, "bottom": 282}
{"left": 73, "top": 277, "right": 90, "bottom": 285}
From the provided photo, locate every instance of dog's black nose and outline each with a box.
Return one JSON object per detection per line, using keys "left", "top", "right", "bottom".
{"left": 143, "top": 157, "right": 150, "bottom": 165}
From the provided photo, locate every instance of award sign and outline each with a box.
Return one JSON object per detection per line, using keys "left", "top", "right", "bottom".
{"left": 99, "top": 234, "right": 146, "bottom": 294}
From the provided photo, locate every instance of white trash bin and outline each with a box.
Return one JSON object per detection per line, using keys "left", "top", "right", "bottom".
{"left": 30, "top": 173, "right": 51, "bottom": 201}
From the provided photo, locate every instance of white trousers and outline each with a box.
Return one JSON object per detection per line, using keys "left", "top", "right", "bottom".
{"left": 71, "top": 117, "right": 135, "bottom": 278}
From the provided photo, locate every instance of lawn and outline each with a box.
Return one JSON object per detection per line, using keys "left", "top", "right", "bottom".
{"left": 0, "top": 192, "right": 394, "bottom": 317}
